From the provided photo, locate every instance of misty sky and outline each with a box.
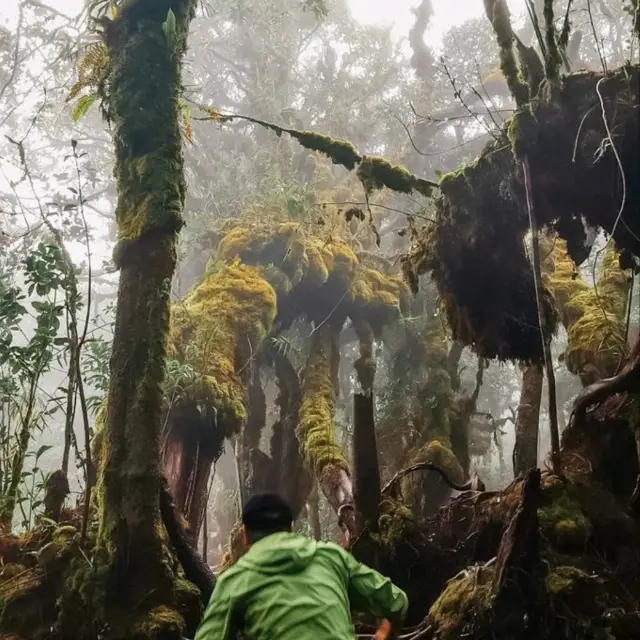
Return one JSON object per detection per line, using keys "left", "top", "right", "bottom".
{"left": 1, "top": 0, "right": 528, "bottom": 46}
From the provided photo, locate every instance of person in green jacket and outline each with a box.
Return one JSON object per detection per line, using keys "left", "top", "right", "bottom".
{"left": 194, "top": 492, "right": 409, "bottom": 640}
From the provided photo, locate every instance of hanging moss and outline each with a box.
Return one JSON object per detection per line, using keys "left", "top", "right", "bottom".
{"left": 298, "top": 325, "right": 349, "bottom": 482}
{"left": 542, "top": 236, "right": 629, "bottom": 384}
{"left": 168, "top": 260, "right": 277, "bottom": 436}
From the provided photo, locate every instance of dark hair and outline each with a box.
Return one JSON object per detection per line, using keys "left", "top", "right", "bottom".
{"left": 242, "top": 492, "right": 293, "bottom": 543}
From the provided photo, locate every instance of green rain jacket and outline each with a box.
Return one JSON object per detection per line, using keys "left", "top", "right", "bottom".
{"left": 194, "top": 531, "right": 408, "bottom": 640}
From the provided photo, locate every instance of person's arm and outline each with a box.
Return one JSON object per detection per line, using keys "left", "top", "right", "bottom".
{"left": 194, "top": 576, "right": 239, "bottom": 640}
{"left": 343, "top": 552, "right": 409, "bottom": 629}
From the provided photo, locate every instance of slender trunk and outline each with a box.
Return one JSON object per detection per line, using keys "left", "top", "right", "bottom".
{"left": 513, "top": 362, "right": 543, "bottom": 476}
{"left": 353, "top": 392, "right": 381, "bottom": 533}
{"left": 0, "top": 375, "right": 38, "bottom": 529}
{"left": 523, "top": 158, "right": 560, "bottom": 470}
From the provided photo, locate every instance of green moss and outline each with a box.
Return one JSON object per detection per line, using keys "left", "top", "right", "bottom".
{"left": 298, "top": 326, "right": 349, "bottom": 479}
{"left": 484, "top": 0, "right": 528, "bottom": 106}
{"left": 542, "top": 236, "right": 628, "bottom": 384}
{"left": 372, "top": 499, "right": 414, "bottom": 549}
{"left": 357, "top": 155, "right": 434, "bottom": 197}
{"left": 538, "top": 476, "right": 591, "bottom": 547}
{"left": 131, "top": 605, "right": 184, "bottom": 636}
{"left": 428, "top": 565, "right": 493, "bottom": 639}
{"left": 412, "top": 440, "right": 464, "bottom": 485}
{"left": 168, "top": 260, "right": 277, "bottom": 436}
{"left": 545, "top": 565, "right": 588, "bottom": 594}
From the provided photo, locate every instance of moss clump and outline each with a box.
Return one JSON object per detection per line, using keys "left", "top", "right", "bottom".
{"left": 168, "top": 260, "right": 277, "bottom": 435}
{"left": 357, "top": 155, "right": 435, "bottom": 197}
{"left": 216, "top": 221, "right": 357, "bottom": 295}
{"left": 428, "top": 564, "right": 493, "bottom": 639}
{"left": 538, "top": 476, "right": 591, "bottom": 548}
{"left": 545, "top": 565, "right": 593, "bottom": 595}
{"left": 372, "top": 499, "right": 415, "bottom": 549}
{"left": 298, "top": 326, "right": 349, "bottom": 481}
{"left": 542, "top": 236, "right": 629, "bottom": 384}
{"left": 350, "top": 267, "right": 409, "bottom": 331}
{"left": 218, "top": 521, "right": 246, "bottom": 573}
{"left": 130, "top": 605, "right": 184, "bottom": 636}
{"left": 412, "top": 440, "right": 465, "bottom": 486}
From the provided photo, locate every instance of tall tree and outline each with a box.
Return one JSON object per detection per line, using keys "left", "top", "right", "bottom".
{"left": 95, "top": 0, "right": 197, "bottom": 636}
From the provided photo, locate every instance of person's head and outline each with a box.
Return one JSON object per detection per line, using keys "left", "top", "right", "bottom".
{"left": 242, "top": 492, "right": 293, "bottom": 546}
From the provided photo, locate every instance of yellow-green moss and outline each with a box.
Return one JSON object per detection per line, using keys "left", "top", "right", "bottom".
{"left": 356, "top": 155, "right": 435, "bottom": 197}
{"left": 168, "top": 260, "right": 277, "bottom": 435}
{"left": 216, "top": 222, "right": 357, "bottom": 294}
{"left": 298, "top": 327, "right": 349, "bottom": 479}
{"left": 411, "top": 439, "right": 464, "bottom": 485}
{"left": 351, "top": 267, "right": 409, "bottom": 327}
{"left": 545, "top": 565, "right": 589, "bottom": 594}
{"left": 372, "top": 499, "right": 414, "bottom": 549}
{"left": 538, "top": 476, "right": 591, "bottom": 547}
{"left": 542, "top": 236, "right": 629, "bottom": 384}
{"left": 428, "top": 565, "right": 493, "bottom": 639}
{"left": 130, "top": 605, "right": 184, "bottom": 635}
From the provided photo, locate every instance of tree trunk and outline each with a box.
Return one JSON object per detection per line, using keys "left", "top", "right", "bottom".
{"left": 353, "top": 392, "right": 381, "bottom": 533}
{"left": 513, "top": 362, "right": 543, "bottom": 475}
{"left": 96, "top": 1, "right": 197, "bottom": 635}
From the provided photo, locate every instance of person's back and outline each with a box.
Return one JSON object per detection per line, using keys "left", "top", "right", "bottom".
{"left": 195, "top": 494, "right": 408, "bottom": 640}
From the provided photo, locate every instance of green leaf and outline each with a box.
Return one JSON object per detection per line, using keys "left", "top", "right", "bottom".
{"left": 71, "top": 93, "right": 98, "bottom": 122}
{"left": 162, "top": 8, "right": 177, "bottom": 41}
{"left": 35, "top": 444, "right": 53, "bottom": 460}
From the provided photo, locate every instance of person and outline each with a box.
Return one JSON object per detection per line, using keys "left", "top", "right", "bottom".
{"left": 194, "top": 492, "right": 409, "bottom": 640}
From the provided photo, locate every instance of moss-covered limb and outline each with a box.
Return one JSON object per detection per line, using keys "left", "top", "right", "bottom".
{"left": 200, "top": 110, "right": 437, "bottom": 197}
{"left": 542, "top": 0, "right": 562, "bottom": 81}
{"left": 483, "top": 0, "right": 528, "bottom": 106}
{"left": 513, "top": 362, "right": 543, "bottom": 475}
{"left": 407, "top": 65, "right": 639, "bottom": 361}
{"left": 94, "top": 0, "right": 197, "bottom": 635}
{"left": 168, "top": 261, "right": 277, "bottom": 437}
{"left": 298, "top": 323, "right": 353, "bottom": 523}
{"left": 542, "top": 235, "right": 629, "bottom": 384}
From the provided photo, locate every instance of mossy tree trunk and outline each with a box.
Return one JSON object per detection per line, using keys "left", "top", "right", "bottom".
{"left": 96, "top": 0, "right": 196, "bottom": 636}
{"left": 513, "top": 362, "right": 543, "bottom": 475}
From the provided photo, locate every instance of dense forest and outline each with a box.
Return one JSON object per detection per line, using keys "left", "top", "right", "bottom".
{"left": 0, "top": 0, "right": 639, "bottom": 637}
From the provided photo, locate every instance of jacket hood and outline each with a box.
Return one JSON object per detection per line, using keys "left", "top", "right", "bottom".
{"left": 237, "top": 532, "right": 318, "bottom": 575}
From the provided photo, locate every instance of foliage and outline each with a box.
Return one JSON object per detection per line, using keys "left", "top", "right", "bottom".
{"left": 0, "top": 243, "right": 70, "bottom": 528}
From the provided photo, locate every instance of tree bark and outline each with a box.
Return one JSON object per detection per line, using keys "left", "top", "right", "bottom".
{"left": 513, "top": 362, "right": 543, "bottom": 475}
{"left": 96, "top": 0, "right": 197, "bottom": 635}
{"left": 353, "top": 392, "right": 381, "bottom": 533}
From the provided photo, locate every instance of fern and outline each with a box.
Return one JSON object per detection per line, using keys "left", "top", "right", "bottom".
{"left": 72, "top": 93, "right": 99, "bottom": 121}
{"left": 67, "top": 42, "right": 110, "bottom": 104}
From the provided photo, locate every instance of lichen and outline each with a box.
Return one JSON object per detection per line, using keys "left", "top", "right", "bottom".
{"left": 168, "top": 260, "right": 277, "bottom": 436}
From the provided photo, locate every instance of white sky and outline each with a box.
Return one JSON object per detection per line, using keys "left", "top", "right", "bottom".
{"left": 1, "top": 0, "right": 527, "bottom": 46}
